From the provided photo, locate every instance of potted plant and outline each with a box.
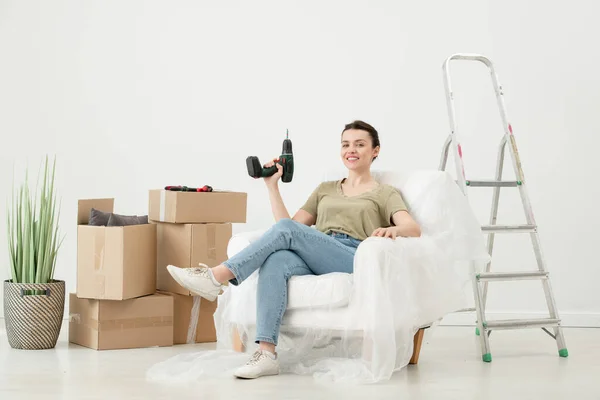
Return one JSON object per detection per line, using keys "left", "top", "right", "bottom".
{"left": 4, "top": 155, "right": 65, "bottom": 349}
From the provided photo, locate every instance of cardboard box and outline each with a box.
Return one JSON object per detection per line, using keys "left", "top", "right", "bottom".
{"left": 156, "top": 222, "right": 232, "bottom": 296}
{"left": 148, "top": 189, "right": 247, "bottom": 223}
{"left": 77, "top": 199, "right": 157, "bottom": 300}
{"left": 158, "top": 291, "right": 218, "bottom": 344}
{"left": 68, "top": 292, "right": 174, "bottom": 350}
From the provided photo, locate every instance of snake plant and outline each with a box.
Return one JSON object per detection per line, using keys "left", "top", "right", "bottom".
{"left": 6, "top": 156, "right": 64, "bottom": 284}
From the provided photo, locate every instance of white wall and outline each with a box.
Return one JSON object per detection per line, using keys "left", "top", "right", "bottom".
{"left": 1, "top": 0, "right": 599, "bottom": 326}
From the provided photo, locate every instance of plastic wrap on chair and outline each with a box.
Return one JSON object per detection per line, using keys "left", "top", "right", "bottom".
{"left": 146, "top": 171, "right": 490, "bottom": 384}
{"left": 186, "top": 297, "right": 202, "bottom": 344}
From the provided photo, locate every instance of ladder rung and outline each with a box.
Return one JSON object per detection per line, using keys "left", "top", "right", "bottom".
{"left": 477, "top": 271, "right": 548, "bottom": 281}
{"left": 484, "top": 318, "right": 560, "bottom": 330}
{"left": 466, "top": 180, "right": 521, "bottom": 187}
{"left": 481, "top": 225, "right": 536, "bottom": 233}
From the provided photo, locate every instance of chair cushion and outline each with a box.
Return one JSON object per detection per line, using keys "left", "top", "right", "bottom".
{"left": 287, "top": 272, "right": 353, "bottom": 310}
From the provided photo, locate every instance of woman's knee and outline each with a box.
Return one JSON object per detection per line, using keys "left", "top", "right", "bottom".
{"left": 273, "top": 218, "right": 300, "bottom": 232}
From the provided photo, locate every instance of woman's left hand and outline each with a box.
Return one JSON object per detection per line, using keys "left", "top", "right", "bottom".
{"left": 371, "top": 227, "right": 398, "bottom": 240}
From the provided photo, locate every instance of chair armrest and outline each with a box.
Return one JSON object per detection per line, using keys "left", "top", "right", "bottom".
{"left": 351, "top": 235, "right": 475, "bottom": 328}
{"left": 352, "top": 237, "right": 417, "bottom": 283}
{"left": 227, "top": 228, "right": 267, "bottom": 258}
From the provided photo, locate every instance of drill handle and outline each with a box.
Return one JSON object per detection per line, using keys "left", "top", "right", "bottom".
{"left": 261, "top": 165, "right": 279, "bottom": 177}
{"left": 264, "top": 157, "right": 286, "bottom": 176}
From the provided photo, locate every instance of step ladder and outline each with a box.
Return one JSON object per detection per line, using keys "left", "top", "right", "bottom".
{"left": 438, "top": 53, "right": 568, "bottom": 362}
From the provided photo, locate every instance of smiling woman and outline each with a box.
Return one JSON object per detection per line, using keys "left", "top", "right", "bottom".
{"left": 337, "top": 120, "right": 421, "bottom": 239}
{"left": 166, "top": 120, "right": 421, "bottom": 379}
{"left": 341, "top": 120, "right": 381, "bottom": 165}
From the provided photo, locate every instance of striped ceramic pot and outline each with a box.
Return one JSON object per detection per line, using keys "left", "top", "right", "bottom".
{"left": 3, "top": 280, "right": 65, "bottom": 350}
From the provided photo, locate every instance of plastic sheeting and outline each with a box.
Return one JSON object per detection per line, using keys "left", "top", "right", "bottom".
{"left": 146, "top": 170, "right": 490, "bottom": 384}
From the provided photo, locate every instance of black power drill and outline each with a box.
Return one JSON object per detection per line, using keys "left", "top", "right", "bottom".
{"left": 246, "top": 129, "right": 294, "bottom": 183}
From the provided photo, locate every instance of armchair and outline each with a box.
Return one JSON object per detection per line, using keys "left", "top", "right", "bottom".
{"left": 212, "top": 170, "right": 489, "bottom": 383}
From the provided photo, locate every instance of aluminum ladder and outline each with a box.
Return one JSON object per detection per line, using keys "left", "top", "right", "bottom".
{"left": 438, "top": 53, "right": 568, "bottom": 362}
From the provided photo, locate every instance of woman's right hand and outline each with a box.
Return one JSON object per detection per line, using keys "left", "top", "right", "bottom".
{"left": 263, "top": 158, "right": 283, "bottom": 189}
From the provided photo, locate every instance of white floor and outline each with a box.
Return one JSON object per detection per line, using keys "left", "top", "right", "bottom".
{"left": 1, "top": 322, "right": 598, "bottom": 400}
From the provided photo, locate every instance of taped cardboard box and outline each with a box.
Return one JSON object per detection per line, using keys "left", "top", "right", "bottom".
{"left": 68, "top": 292, "right": 173, "bottom": 350}
{"left": 156, "top": 222, "right": 232, "bottom": 296}
{"left": 157, "top": 291, "right": 217, "bottom": 344}
{"left": 148, "top": 189, "right": 247, "bottom": 223}
{"left": 77, "top": 199, "right": 157, "bottom": 300}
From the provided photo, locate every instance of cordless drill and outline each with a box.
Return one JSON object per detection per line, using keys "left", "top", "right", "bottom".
{"left": 246, "top": 129, "right": 294, "bottom": 183}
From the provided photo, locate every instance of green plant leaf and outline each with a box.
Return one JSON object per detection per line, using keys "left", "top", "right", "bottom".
{"left": 6, "top": 155, "right": 62, "bottom": 284}
{"left": 7, "top": 206, "right": 17, "bottom": 282}
{"left": 16, "top": 185, "right": 23, "bottom": 282}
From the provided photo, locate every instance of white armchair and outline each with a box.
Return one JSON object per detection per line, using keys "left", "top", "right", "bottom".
{"left": 213, "top": 170, "right": 489, "bottom": 382}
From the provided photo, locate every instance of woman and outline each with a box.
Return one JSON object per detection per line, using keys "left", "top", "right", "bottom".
{"left": 167, "top": 120, "right": 421, "bottom": 379}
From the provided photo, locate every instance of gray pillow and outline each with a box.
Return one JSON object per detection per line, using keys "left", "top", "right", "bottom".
{"left": 107, "top": 213, "right": 149, "bottom": 227}
{"left": 89, "top": 208, "right": 111, "bottom": 226}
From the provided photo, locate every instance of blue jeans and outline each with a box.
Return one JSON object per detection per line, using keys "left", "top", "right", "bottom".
{"left": 223, "top": 218, "right": 361, "bottom": 345}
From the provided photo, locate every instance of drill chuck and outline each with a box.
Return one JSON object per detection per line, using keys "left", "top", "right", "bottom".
{"left": 282, "top": 138, "right": 292, "bottom": 155}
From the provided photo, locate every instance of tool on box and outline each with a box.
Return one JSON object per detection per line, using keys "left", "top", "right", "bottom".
{"left": 164, "top": 185, "right": 213, "bottom": 192}
{"left": 246, "top": 129, "right": 294, "bottom": 183}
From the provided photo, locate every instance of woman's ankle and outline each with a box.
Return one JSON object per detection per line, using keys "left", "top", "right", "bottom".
{"left": 259, "top": 341, "right": 276, "bottom": 355}
{"left": 211, "top": 264, "right": 235, "bottom": 284}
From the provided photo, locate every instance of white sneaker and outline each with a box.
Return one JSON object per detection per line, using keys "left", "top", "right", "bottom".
{"left": 234, "top": 350, "right": 280, "bottom": 379}
{"left": 166, "top": 264, "right": 222, "bottom": 301}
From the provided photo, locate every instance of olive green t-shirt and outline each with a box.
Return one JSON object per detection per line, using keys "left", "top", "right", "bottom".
{"left": 300, "top": 179, "right": 408, "bottom": 241}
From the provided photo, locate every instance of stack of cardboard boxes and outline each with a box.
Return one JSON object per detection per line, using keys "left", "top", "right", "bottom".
{"left": 69, "top": 189, "right": 247, "bottom": 350}
{"left": 148, "top": 188, "right": 247, "bottom": 344}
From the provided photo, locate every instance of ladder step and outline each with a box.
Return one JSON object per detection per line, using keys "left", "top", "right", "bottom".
{"left": 477, "top": 271, "right": 548, "bottom": 281}
{"left": 484, "top": 318, "right": 560, "bottom": 330}
{"left": 481, "top": 224, "right": 536, "bottom": 233}
{"left": 466, "top": 180, "right": 521, "bottom": 187}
